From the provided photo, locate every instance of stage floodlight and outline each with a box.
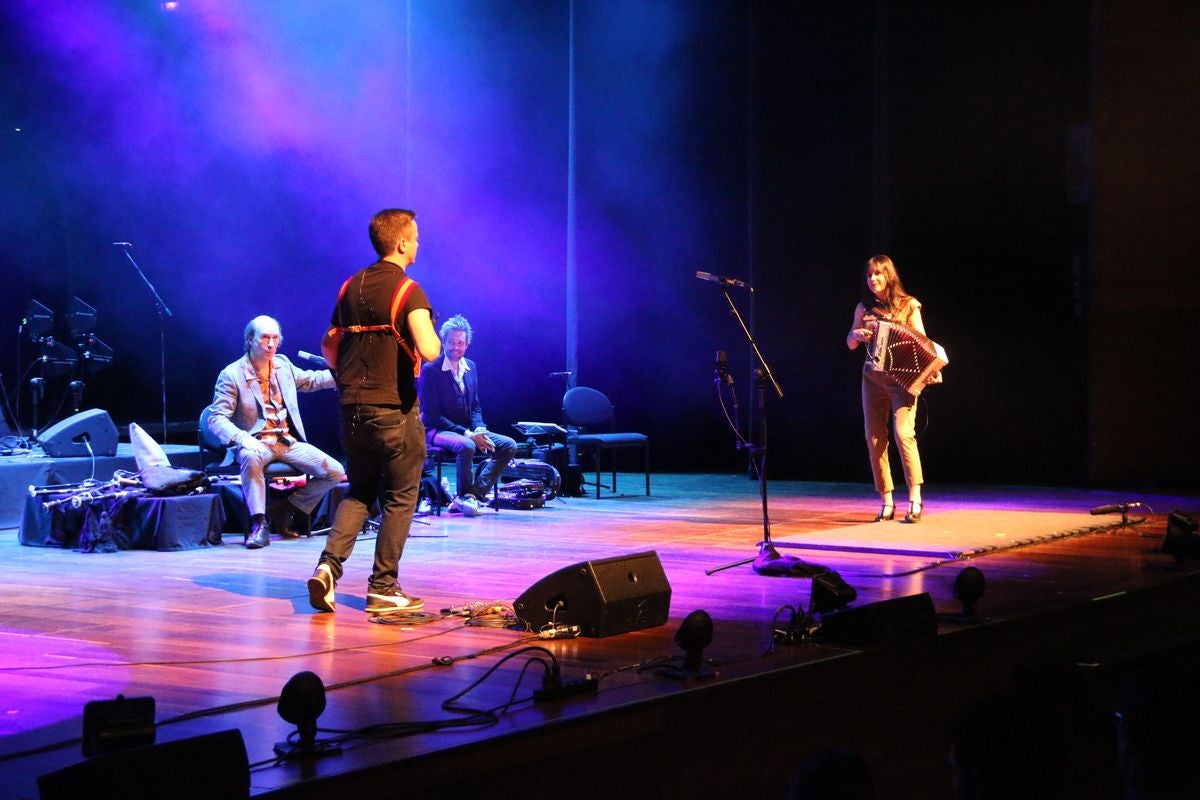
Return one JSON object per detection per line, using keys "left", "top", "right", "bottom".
{"left": 953, "top": 566, "right": 986, "bottom": 619}
{"left": 274, "top": 670, "right": 340, "bottom": 759}
{"left": 675, "top": 609, "right": 714, "bottom": 674}
{"left": 654, "top": 609, "right": 716, "bottom": 680}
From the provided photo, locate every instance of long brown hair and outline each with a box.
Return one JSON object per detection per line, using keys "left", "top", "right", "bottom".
{"left": 862, "top": 255, "right": 912, "bottom": 317}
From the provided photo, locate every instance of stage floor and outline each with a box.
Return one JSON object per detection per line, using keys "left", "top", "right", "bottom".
{"left": 1, "top": 474, "right": 1198, "bottom": 800}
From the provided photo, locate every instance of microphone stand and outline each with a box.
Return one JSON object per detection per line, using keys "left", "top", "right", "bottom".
{"left": 705, "top": 283, "right": 816, "bottom": 576}
{"left": 116, "top": 244, "right": 172, "bottom": 442}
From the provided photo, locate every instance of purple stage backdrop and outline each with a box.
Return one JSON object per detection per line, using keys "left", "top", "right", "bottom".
{"left": 2, "top": 2, "right": 1197, "bottom": 487}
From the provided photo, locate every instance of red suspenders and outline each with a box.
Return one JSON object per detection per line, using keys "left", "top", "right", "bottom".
{"left": 333, "top": 273, "right": 422, "bottom": 378}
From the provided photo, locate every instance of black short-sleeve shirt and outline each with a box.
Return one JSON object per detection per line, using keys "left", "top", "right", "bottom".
{"left": 329, "top": 261, "right": 431, "bottom": 409}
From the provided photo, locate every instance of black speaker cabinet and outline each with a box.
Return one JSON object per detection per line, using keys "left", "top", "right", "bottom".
{"left": 815, "top": 592, "right": 937, "bottom": 647}
{"left": 515, "top": 550, "right": 672, "bottom": 637}
{"left": 39, "top": 409, "right": 119, "bottom": 457}
{"left": 38, "top": 728, "right": 249, "bottom": 800}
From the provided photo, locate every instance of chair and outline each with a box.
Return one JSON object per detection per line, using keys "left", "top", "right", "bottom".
{"left": 198, "top": 407, "right": 304, "bottom": 533}
{"left": 562, "top": 386, "right": 649, "bottom": 498}
{"left": 425, "top": 445, "right": 499, "bottom": 516}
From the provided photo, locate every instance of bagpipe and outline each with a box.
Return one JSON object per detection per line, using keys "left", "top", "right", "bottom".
{"left": 31, "top": 478, "right": 144, "bottom": 511}
{"left": 30, "top": 465, "right": 211, "bottom": 511}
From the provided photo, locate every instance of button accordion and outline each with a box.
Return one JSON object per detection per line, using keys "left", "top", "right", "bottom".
{"left": 867, "top": 320, "right": 948, "bottom": 396}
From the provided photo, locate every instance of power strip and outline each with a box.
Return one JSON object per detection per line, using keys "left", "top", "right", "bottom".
{"left": 533, "top": 676, "right": 599, "bottom": 703}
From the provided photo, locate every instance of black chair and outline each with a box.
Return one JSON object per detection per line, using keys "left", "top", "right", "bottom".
{"left": 425, "top": 445, "right": 499, "bottom": 516}
{"left": 562, "top": 386, "right": 649, "bottom": 498}
{"left": 198, "top": 407, "right": 304, "bottom": 533}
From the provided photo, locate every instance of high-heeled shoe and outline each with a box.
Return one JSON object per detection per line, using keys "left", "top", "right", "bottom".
{"left": 874, "top": 504, "right": 895, "bottom": 522}
{"left": 904, "top": 501, "right": 923, "bottom": 523}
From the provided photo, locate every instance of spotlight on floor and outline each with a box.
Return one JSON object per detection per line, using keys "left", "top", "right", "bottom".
{"left": 1162, "top": 510, "right": 1199, "bottom": 564}
{"left": 953, "top": 566, "right": 986, "bottom": 619}
{"left": 274, "top": 671, "right": 340, "bottom": 760}
{"left": 938, "top": 566, "right": 987, "bottom": 624}
{"left": 656, "top": 610, "right": 716, "bottom": 680}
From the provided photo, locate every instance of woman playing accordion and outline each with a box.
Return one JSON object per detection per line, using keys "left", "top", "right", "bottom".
{"left": 846, "top": 255, "right": 943, "bottom": 524}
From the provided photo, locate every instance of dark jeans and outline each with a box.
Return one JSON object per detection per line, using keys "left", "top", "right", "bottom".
{"left": 428, "top": 429, "right": 518, "bottom": 497}
{"left": 318, "top": 404, "right": 425, "bottom": 595}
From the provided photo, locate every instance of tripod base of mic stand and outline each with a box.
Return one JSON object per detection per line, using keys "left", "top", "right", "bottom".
{"left": 706, "top": 542, "right": 827, "bottom": 576}
{"left": 654, "top": 663, "right": 716, "bottom": 681}
{"left": 752, "top": 544, "right": 828, "bottom": 577}
{"left": 273, "top": 740, "right": 342, "bottom": 760}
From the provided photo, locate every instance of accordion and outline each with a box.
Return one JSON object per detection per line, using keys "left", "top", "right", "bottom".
{"left": 867, "top": 320, "right": 948, "bottom": 396}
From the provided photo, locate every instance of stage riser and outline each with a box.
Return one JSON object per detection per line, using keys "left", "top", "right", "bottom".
{"left": 257, "top": 573, "right": 1200, "bottom": 800}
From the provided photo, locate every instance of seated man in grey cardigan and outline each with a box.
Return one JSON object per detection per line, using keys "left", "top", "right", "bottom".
{"left": 207, "top": 315, "right": 345, "bottom": 548}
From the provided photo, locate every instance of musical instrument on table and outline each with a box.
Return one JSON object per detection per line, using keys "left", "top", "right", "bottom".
{"left": 32, "top": 478, "right": 145, "bottom": 510}
{"left": 867, "top": 320, "right": 948, "bottom": 396}
{"left": 41, "top": 486, "right": 144, "bottom": 511}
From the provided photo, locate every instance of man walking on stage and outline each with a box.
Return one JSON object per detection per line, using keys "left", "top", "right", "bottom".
{"left": 306, "top": 208, "right": 441, "bottom": 615}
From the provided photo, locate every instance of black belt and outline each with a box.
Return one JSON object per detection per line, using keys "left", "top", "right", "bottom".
{"left": 254, "top": 432, "right": 295, "bottom": 446}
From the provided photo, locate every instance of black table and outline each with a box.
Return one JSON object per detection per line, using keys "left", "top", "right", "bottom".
{"left": 20, "top": 491, "right": 225, "bottom": 551}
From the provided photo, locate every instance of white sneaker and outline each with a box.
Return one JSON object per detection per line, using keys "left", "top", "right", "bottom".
{"left": 307, "top": 564, "right": 335, "bottom": 612}
{"left": 450, "top": 494, "right": 481, "bottom": 517}
{"left": 416, "top": 497, "right": 432, "bottom": 516}
{"left": 365, "top": 587, "right": 424, "bottom": 614}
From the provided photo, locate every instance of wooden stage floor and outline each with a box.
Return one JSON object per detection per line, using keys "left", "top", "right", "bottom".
{"left": 1, "top": 474, "right": 1198, "bottom": 800}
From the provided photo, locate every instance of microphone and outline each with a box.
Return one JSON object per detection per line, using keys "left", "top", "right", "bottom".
{"left": 549, "top": 371, "right": 573, "bottom": 377}
{"left": 297, "top": 350, "right": 329, "bottom": 368}
{"left": 112, "top": 241, "right": 133, "bottom": 248}
{"left": 696, "top": 271, "right": 751, "bottom": 289}
{"left": 1090, "top": 502, "right": 1143, "bottom": 515}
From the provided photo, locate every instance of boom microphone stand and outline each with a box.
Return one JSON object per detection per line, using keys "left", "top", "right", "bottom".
{"left": 700, "top": 275, "right": 818, "bottom": 576}
{"left": 114, "top": 242, "right": 172, "bottom": 441}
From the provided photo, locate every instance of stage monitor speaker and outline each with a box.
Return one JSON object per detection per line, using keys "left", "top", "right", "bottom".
{"left": 38, "top": 728, "right": 249, "bottom": 800}
{"left": 39, "top": 408, "right": 118, "bottom": 458}
{"left": 815, "top": 592, "right": 937, "bottom": 647}
{"left": 514, "top": 550, "right": 672, "bottom": 637}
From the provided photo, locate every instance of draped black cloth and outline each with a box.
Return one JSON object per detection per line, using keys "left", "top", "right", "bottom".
{"left": 20, "top": 492, "right": 224, "bottom": 551}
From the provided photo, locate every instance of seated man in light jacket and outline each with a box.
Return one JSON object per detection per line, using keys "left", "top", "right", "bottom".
{"left": 207, "top": 315, "right": 345, "bottom": 548}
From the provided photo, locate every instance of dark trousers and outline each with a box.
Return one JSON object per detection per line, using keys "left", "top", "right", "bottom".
{"left": 319, "top": 404, "right": 425, "bottom": 594}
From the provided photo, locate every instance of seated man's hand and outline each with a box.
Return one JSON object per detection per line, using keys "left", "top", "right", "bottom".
{"left": 241, "top": 437, "right": 272, "bottom": 459}
{"left": 470, "top": 431, "right": 496, "bottom": 453}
